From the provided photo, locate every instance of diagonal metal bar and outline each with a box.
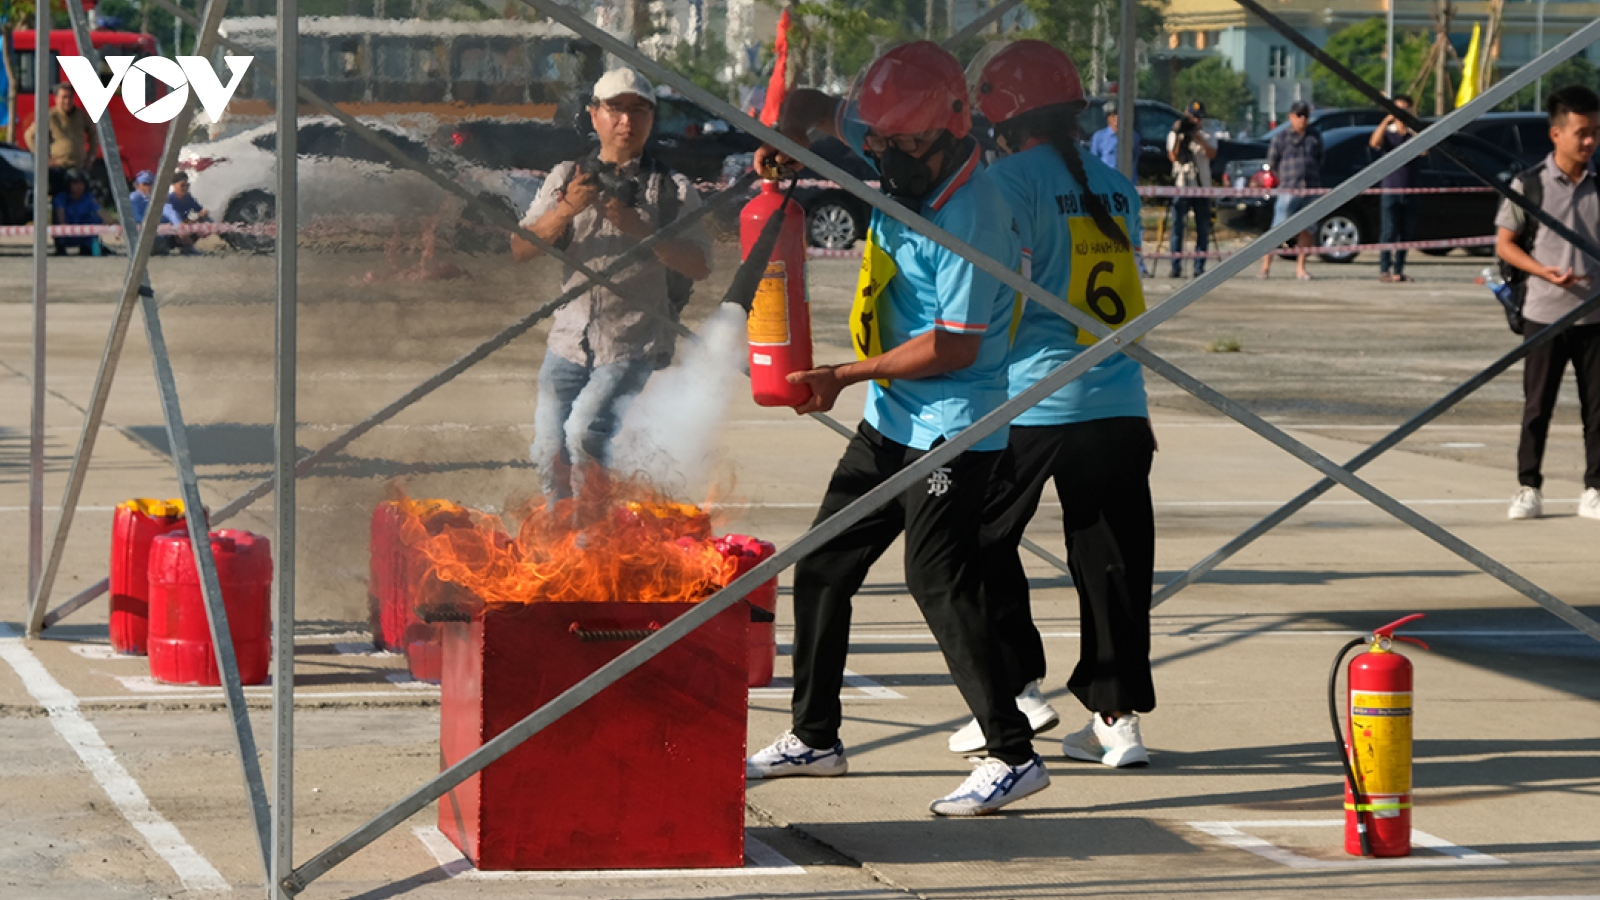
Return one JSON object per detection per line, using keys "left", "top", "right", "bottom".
{"left": 1154, "top": 288, "right": 1600, "bottom": 608}
{"left": 525, "top": 0, "right": 1600, "bottom": 633}
{"left": 271, "top": 0, "right": 300, "bottom": 893}
{"left": 60, "top": 0, "right": 275, "bottom": 873}
{"left": 28, "top": 0, "right": 165, "bottom": 632}
{"left": 283, "top": 9, "right": 1553, "bottom": 888}
{"left": 944, "top": 0, "right": 1026, "bottom": 47}
{"left": 1234, "top": 0, "right": 1600, "bottom": 271}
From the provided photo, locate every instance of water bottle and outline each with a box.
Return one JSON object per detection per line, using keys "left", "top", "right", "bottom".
{"left": 1482, "top": 267, "right": 1513, "bottom": 306}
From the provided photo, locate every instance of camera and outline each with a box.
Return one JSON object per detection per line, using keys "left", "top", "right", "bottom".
{"left": 576, "top": 151, "right": 642, "bottom": 207}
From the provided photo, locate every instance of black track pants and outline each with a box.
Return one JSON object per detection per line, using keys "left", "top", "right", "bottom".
{"left": 979, "top": 418, "right": 1157, "bottom": 715}
{"left": 790, "top": 422, "right": 1036, "bottom": 765}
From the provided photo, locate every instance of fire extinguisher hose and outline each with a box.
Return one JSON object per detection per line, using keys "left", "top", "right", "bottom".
{"left": 1329, "top": 636, "right": 1374, "bottom": 858}
{"left": 723, "top": 178, "right": 802, "bottom": 314}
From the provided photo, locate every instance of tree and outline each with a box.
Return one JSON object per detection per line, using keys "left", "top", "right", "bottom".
{"left": 1499, "top": 57, "right": 1600, "bottom": 112}
{"left": 1310, "top": 18, "right": 1432, "bottom": 108}
{"left": 1170, "top": 56, "right": 1253, "bottom": 122}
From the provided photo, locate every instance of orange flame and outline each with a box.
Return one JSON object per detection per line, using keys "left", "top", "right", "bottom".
{"left": 394, "top": 473, "right": 738, "bottom": 610}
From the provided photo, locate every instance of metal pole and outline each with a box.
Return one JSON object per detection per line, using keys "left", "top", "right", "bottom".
{"left": 29, "top": 0, "right": 50, "bottom": 611}
{"left": 1536, "top": 0, "right": 1546, "bottom": 105}
{"left": 28, "top": 0, "right": 165, "bottom": 635}
{"left": 1386, "top": 0, "right": 1396, "bottom": 96}
{"left": 270, "top": 0, "right": 299, "bottom": 893}
{"left": 282, "top": 11, "right": 1600, "bottom": 894}
{"left": 1116, "top": 0, "right": 1137, "bottom": 179}
{"left": 1154, "top": 288, "right": 1600, "bottom": 607}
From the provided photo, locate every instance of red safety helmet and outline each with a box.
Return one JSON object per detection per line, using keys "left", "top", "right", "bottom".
{"left": 976, "top": 40, "right": 1085, "bottom": 125}
{"left": 853, "top": 41, "right": 971, "bottom": 139}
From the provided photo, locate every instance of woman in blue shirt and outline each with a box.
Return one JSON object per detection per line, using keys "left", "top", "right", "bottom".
{"left": 945, "top": 40, "right": 1158, "bottom": 769}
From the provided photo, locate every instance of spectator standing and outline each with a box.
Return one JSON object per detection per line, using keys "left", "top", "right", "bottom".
{"left": 744, "top": 42, "right": 1047, "bottom": 817}
{"left": 163, "top": 172, "right": 212, "bottom": 255}
{"left": 1090, "top": 103, "right": 1140, "bottom": 171}
{"left": 1167, "top": 100, "right": 1217, "bottom": 278}
{"left": 1259, "top": 101, "right": 1322, "bottom": 281}
{"left": 24, "top": 84, "right": 99, "bottom": 196}
{"left": 1370, "top": 95, "right": 1424, "bottom": 283}
{"left": 512, "top": 68, "right": 713, "bottom": 502}
{"left": 1495, "top": 85, "right": 1600, "bottom": 522}
{"left": 51, "top": 169, "right": 104, "bottom": 256}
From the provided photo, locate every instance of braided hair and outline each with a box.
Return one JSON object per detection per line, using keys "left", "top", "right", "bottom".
{"left": 996, "top": 103, "right": 1130, "bottom": 248}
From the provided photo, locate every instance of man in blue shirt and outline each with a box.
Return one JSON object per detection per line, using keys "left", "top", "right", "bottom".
{"left": 52, "top": 169, "right": 103, "bottom": 256}
{"left": 744, "top": 42, "right": 1048, "bottom": 817}
{"left": 1089, "top": 102, "right": 1140, "bottom": 171}
{"left": 163, "top": 171, "right": 211, "bottom": 255}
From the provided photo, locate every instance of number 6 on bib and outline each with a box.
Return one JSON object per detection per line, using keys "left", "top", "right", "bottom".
{"left": 1067, "top": 215, "right": 1145, "bottom": 346}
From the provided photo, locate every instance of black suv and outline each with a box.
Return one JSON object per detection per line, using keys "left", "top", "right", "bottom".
{"left": 1425, "top": 112, "right": 1552, "bottom": 167}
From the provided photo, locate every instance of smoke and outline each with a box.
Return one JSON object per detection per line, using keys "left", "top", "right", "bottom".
{"left": 610, "top": 303, "right": 749, "bottom": 498}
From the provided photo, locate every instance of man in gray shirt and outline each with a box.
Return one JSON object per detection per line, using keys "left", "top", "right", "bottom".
{"left": 1494, "top": 85, "right": 1600, "bottom": 522}
{"left": 512, "top": 68, "right": 714, "bottom": 502}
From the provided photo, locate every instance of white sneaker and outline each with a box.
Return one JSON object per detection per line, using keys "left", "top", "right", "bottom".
{"left": 1508, "top": 486, "right": 1544, "bottom": 520}
{"left": 947, "top": 680, "right": 1062, "bottom": 753}
{"left": 928, "top": 754, "right": 1050, "bottom": 816}
{"left": 1579, "top": 488, "right": 1600, "bottom": 520}
{"left": 746, "top": 730, "right": 848, "bottom": 780}
{"left": 1060, "top": 713, "right": 1150, "bottom": 768}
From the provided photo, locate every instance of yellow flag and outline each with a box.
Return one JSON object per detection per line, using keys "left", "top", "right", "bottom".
{"left": 1456, "top": 23, "right": 1482, "bottom": 108}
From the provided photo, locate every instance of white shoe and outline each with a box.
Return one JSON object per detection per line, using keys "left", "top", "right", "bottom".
{"left": 947, "top": 680, "right": 1062, "bottom": 753}
{"left": 1060, "top": 713, "right": 1150, "bottom": 768}
{"left": 928, "top": 754, "right": 1049, "bottom": 816}
{"left": 746, "top": 730, "right": 848, "bottom": 780}
{"left": 1508, "top": 486, "right": 1543, "bottom": 520}
{"left": 1580, "top": 488, "right": 1600, "bottom": 520}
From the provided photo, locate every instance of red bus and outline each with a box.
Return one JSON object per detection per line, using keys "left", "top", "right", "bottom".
{"left": 13, "top": 27, "right": 167, "bottom": 197}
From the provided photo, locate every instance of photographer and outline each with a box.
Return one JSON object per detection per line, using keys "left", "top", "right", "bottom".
{"left": 513, "top": 67, "right": 714, "bottom": 502}
{"left": 1166, "top": 100, "right": 1216, "bottom": 278}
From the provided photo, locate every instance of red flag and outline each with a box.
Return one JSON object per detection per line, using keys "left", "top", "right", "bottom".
{"left": 759, "top": 10, "right": 791, "bottom": 127}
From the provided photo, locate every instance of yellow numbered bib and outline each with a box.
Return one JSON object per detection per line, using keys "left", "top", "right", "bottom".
{"left": 1067, "top": 215, "right": 1146, "bottom": 346}
{"left": 850, "top": 229, "right": 896, "bottom": 387}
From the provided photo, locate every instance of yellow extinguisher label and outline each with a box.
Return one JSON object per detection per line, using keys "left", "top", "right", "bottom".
{"left": 1351, "top": 690, "right": 1412, "bottom": 798}
{"left": 749, "top": 260, "right": 791, "bottom": 346}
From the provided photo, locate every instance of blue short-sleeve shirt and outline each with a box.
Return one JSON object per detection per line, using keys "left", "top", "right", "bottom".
{"left": 988, "top": 144, "right": 1148, "bottom": 425}
{"left": 835, "top": 103, "right": 1023, "bottom": 453}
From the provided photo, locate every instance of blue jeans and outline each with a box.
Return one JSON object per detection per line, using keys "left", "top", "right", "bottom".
{"left": 1169, "top": 198, "right": 1210, "bottom": 277}
{"left": 530, "top": 350, "right": 653, "bottom": 500}
{"left": 1379, "top": 195, "right": 1416, "bottom": 275}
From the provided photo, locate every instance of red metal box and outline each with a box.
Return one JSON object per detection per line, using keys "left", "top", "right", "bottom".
{"left": 438, "top": 600, "right": 748, "bottom": 870}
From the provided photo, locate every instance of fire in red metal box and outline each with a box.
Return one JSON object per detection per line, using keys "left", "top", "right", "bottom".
{"left": 393, "top": 475, "right": 738, "bottom": 610}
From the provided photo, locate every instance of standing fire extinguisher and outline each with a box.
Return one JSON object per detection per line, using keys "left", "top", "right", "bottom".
{"left": 1329, "top": 613, "right": 1429, "bottom": 857}
{"left": 739, "top": 178, "right": 813, "bottom": 407}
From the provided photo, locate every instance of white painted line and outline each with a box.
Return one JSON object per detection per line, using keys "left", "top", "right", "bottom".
{"left": 0, "top": 505, "right": 117, "bottom": 513}
{"left": 70, "top": 644, "right": 140, "bottom": 660}
{"left": 72, "top": 689, "right": 439, "bottom": 703}
{"left": 413, "top": 826, "right": 805, "bottom": 880}
{"left": 1188, "top": 819, "right": 1505, "bottom": 869}
{"left": 750, "top": 668, "right": 905, "bottom": 701}
{"left": 115, "top": 675, "right": 269, "bottom": 694}
{"left": 333, "top": 642, "right": 399, "bottom": 657}
{"left": 0, "top": 624, "right": 229, "bottom": 892}
{"left": 387, "top": 672, "right": 440, "bottom": 690}
{"left": 1440, "top": 442, "right": 1487, "bottom": 449}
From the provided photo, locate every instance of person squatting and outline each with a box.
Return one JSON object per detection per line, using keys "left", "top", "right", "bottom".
{"left": 744, "top": 40, "right": 1157, "bottom": 817}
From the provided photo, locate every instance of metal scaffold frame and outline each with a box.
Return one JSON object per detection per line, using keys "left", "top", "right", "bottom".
{"left": 13, "top": 0, "right": 1600, "bottom": 895}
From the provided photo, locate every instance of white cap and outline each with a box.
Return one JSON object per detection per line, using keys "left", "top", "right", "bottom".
{"left": 592, "top": 68, "right": 656, "bottom": 106}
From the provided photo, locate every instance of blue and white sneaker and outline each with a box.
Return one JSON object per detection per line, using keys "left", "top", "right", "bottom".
{"left": 928, "top": 754, "right": 1050, "bottom": 816}
{"left": 746, "top": 730, "right": 848, "bottom": 780}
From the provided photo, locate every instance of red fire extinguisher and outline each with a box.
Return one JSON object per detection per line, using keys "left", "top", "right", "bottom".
{"left": 739, "top": 179, "right": 813, "bottom": 407}
{"left": 1330, "top": 613, "right": 1428, "bottom": 857}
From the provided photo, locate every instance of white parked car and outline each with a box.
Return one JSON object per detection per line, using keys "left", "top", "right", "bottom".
{"left": 178, "top": 116, "right": 543, "bottom": 250}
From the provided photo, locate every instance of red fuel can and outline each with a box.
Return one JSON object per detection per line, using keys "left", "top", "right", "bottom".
{"left": 109, "top": 498, "right": 187, "bottom": 655}
{"left": 147, "top": 529, "right": 273, "bottom": 686}
{"left": 438, "top": 600, "right": 747, "bottom": 870}
{"left": 369, "top": 500, "right": 472, "bottom": 682}
{"left": 715, "top": 535, "right": 778, "bottom": 687}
